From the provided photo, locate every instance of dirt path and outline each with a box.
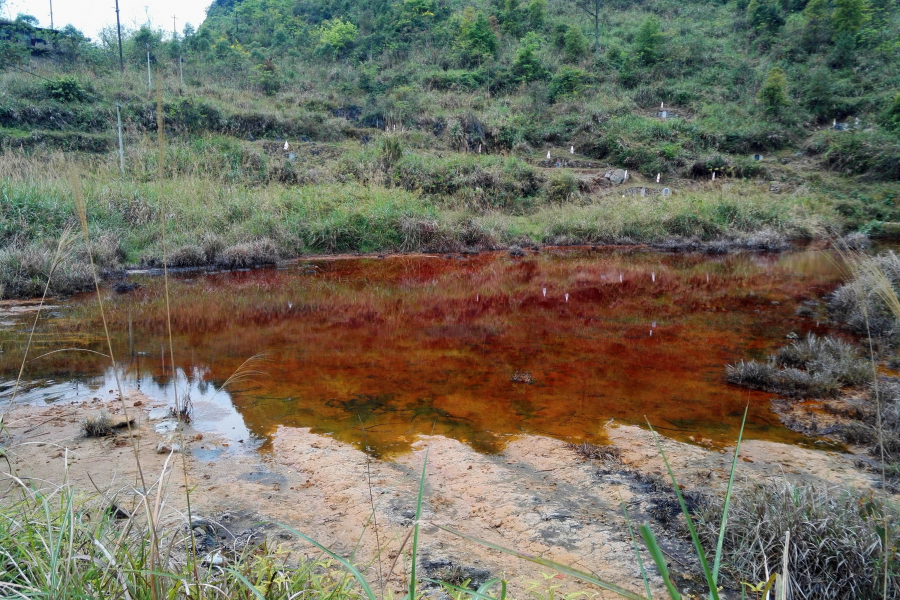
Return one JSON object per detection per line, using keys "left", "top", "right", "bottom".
{"left": 0, "top": 391, "right": 879, "bottom": 599}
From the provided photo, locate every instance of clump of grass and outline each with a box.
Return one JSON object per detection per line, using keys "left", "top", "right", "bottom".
{"left": 829, "top": 250, "right": 900, "bottom": 344}
{"left": 167, "top": 244, "right": 207, "bottom": 268}
{"left": 216, "top": 238, "right": 280, "bottom": 269}
{"left": 81, "top": 411, "right": 113, "bottom": 437}
{"left": 566, "top": 441, "right": 622, "bottom": 463}
{"left": 0, "top": 242, "right": 94, "bottom": 298}
{"left": 0, "top": 478, "right": 375, "bottom": 600}
{"left": 696, "top": 481, "right": 898, "bottom": 599}
{"left": 726, "top": 333, "right": 869, "bottom": 398}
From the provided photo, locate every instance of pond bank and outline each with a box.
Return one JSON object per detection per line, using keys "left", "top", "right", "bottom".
{"left": 1, "top": 389, "right": 878, "bottom": 599}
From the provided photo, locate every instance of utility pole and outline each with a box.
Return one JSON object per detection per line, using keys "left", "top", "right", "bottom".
{"left": 49, "top": 0, "right": 53, "bottom": 30}
{"left": 115, "top": 0, "right": 124, "bottom": 72}
{"left": 147, "top": 45, "right": 152, "bottom": 93}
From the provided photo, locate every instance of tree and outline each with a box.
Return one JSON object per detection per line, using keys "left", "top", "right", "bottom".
{"left": 758, "top": 67, "right": 791, "bottom": 116}
{"left": 634, "top": 16, "right": 663, "bottom": 65}
{"left": 832, "top": 0, "right": 871, "bottom": 36}
{"left": 563, "top": 26, "right": 588, "bottom": 62}
{"left": 573, "top": 0, "right": 602, "bottom": 59}
{"left": 885, "top": 93, "right": 900, "bottom": 132}
{"left": 526, "top": 0, "right": 547, "bottom": 31}
{"left": 315, "top": 17, "right": 358, "bottom": 58}
{"left": 512, "top": 31, "right": 548, "bottom": 83}
{"left": 747, "top": 0, "right": 785, "bottom": 32}
{"left": 454, "top": 8, "right": 497, "bottom": 66}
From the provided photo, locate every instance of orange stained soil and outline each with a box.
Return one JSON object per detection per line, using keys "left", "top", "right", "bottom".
{"left": 0, "top": 246, "right": 848, "bottom": 456}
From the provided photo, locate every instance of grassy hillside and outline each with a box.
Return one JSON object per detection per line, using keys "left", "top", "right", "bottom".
{"left": 1, "top": 0, "right": 899, "bottom": 297}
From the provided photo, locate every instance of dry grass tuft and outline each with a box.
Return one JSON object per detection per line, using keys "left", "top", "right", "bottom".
{"left": 567, "top": 441, "right": 622, "bottom": 463}
{"left": 697, "top": 481, "right": 898, "bottom": 599}
{"left": 216, "top": 238, "right": 280, "bottom": 269}
{"left": 81, "top": 412, "right": 113, "bottom": 437}
{"left": 726, "top": 333, "right": 869, "bottom": 398}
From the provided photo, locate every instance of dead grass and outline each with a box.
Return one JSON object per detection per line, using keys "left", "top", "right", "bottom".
{"left": 726, "top": 334, "right": 869, "bottom": 398}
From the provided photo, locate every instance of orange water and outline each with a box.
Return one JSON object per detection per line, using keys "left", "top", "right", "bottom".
{"left": 0, "top": 246, "right": 847, "bottom": 455}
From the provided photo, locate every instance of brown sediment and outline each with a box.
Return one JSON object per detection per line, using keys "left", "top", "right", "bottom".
{"left": 0, "top": 246, "right": 848, "bottom": 456}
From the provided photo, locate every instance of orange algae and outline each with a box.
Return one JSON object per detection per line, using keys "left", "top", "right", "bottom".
{"left": 0, "top": 246, "right": 847, "bottom": 455}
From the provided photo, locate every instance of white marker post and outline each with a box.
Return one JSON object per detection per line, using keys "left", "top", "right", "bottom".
{"left": 656, "top": 173, "right": 660, "bottom": 183}
{"left": 570, "top": 145, "right": 574, "bottom": 154}
{"left": 547, "top": 151, "right": 551, "bottom": 159}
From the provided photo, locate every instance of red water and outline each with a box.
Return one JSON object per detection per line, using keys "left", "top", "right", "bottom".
{"left": 0, "top": 246, "right": 847, "bottom": 455}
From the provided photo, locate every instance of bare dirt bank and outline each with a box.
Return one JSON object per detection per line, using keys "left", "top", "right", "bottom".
{"left": 0, "top": 390, "right": 880, "bottom": 599}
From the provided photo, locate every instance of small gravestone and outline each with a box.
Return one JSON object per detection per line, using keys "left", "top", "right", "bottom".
{"left": 753, "top": 154, "right": 762, "bottom": 161}
{"left": 640, "top": 188, "right": 646, "bottom": 197}
{"left": 662, "top": 187, "right": 671, "bottom": 196}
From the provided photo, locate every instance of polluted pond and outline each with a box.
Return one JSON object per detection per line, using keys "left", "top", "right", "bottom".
{"left": 0, "top": 246, "right": 849, "bottom": 455}
{"left": 0, "top": 245, "right": 891, "bottom": 598}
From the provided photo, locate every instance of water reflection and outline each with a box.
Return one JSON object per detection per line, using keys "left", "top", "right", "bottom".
{"left": 0, "top": 246, "right": 848, "bottom": 456}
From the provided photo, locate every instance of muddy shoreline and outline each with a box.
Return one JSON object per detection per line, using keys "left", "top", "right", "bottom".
{"left": 1, "top": 388, "right": 881, "bottom": 599}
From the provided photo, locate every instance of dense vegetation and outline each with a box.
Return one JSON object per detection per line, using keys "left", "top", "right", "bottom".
{"left": 1, "top": 0, "right": 900, "bottom": 297}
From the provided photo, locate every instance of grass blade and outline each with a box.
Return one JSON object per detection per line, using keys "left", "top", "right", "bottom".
{"left": 409, "top": 448, "right": 429, "bottom": 600}
{"left": 639, "top": 524, "right": 680, "bottom": 600}
{"left": 711, "top": 404, "right": 748, "bottom": 596}
{"left": 621, "top": 496, "right": 653, "bottom": 600}
{"left": 434, "top": 524, "right": 650, "bottom": 600}
{"left": 226, "top": 568, "right": 268, "bottom": 600}
{"left": 646, "top": 420, "right": 719, "bottom": 600}
{"left": 274, "top": 524, "right": 378, "bottom": 600}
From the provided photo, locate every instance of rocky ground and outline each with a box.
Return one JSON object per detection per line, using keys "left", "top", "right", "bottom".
{"left": 0, "top": 390, "right": 881, "bottom": 599}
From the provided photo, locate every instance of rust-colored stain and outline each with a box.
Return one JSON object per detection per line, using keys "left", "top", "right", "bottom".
{"left": 0, "top": 247, "right": 848, "bottom": 455}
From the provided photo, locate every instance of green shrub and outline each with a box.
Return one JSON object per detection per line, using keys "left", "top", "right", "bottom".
{"left": 548, "top": 67, "right": 586, "bottom": 103}
{"left": 43, "top": 76, "right": 89, "bottom": 102}
{"left": 634, "top": 16, "right": 664, "bottom": 65}
{"left": 758, "top": 67, "right": 790, "bottom": 117}
{"left": 511, "top": 32, "right": 548, "bottom": 84}
{"left": 563, "top": 26, "right": 588, "bottom": 62}
{"left": 884, "top": 93, "right": 900, "bottom": 132}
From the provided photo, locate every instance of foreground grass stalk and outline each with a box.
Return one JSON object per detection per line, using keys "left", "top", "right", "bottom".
{"left": 68, "top": 172, "right": 158, "bottom": 600}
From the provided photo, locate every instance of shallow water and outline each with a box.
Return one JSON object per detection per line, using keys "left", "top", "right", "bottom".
{"left": 0, "top": 246, "right": 848, "bottom": 456}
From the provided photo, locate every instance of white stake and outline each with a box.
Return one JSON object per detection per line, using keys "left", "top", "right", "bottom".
{"left": 547, "top": 150, "right": 551, "bottom": 159}
{"left": 624, "top": 170, "right": 629, "bottom": 181}
{"left": 661, "top": 102, "right": 664, "bottom": 109}
{"left": 712, "top": 172, "right": 716, "bottom": 181}
{"left": 565, "top": 293, "right": 569, "bottom": 302}
{"left": 570, "top": 145, "right": 574, "bottom": 154}
{"left": 656, "top": 173, "right": 660, "bottom": 183}
{"left": 619, "top": 273, "right": 623, "bottom": 283}
{"left": 284, "top": 141, "right": 289, "bottom": 151}
{"left": 652, "top": 271, "right": 655, "bottom": 282}
{"left": 543, "top": 287, "right": 546, "bottom": 297}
